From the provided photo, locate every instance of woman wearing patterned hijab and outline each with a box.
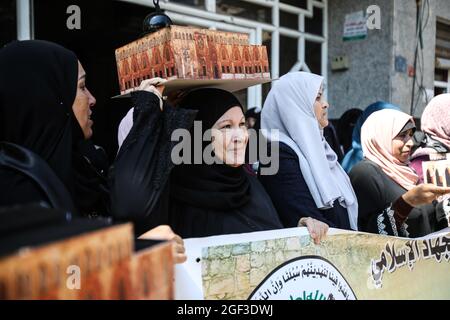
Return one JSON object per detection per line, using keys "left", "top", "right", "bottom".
{"left": 349, "top": 109, "right": 450, "bottom": 237}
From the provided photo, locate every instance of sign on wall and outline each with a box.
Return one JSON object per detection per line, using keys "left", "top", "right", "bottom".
{"left": 343, "top": 11, "right": 368, "bottom": 41}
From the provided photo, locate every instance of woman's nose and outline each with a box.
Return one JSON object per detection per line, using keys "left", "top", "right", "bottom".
{"left": 405, "top": 138, "right": 414, "bottom": 147}
{"left": 232, "top": 129, "right": 246, "bottom": 143}
{"left": 88, "top": 89, "right": 96, "bottom": 107}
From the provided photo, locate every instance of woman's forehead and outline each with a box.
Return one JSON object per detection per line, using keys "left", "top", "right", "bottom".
{"left": 216, "top": 106, "right": 244, "bottom": 122}
{"left": 78, "top": 61, "right": 86, "bottom": 77}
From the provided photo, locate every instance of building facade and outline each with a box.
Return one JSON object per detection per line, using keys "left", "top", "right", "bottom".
{"left": 328, "top": 0, "right": 450, "bottom": 118}
{"left": 1, "top": 0, "right": 449, "bottom": 117}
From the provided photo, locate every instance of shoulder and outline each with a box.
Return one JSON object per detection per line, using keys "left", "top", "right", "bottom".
{"left": 349, "top": 159, "right": 390, "bottom": 190}
{"left": 349, "top": 159, "right": 381, "bottom": 177}
{"left": 275, "top": 141, "right": 299, "bottom": 160}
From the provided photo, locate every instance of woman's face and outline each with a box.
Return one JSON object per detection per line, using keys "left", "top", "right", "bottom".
{"left": 314, "top": 85, "right": 329, "bottom": 129}
{"left": 212, "top": 106, "right": 249, "bottom": 167}
{"left": 392, "top": 128, "right": 414, "bottom": 163}
{"left": 72, "top": 61, "right": 96, "bottom": 139}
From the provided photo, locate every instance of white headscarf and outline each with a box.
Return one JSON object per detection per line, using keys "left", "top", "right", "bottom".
{"left": 118, "top": 108, "right": 134, "bottom": 150}
{"left": 261, "top": 72, "right": 358, "bottom": 230}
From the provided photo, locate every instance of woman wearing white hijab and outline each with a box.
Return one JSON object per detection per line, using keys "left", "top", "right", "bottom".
{"left": 260, "top": 72, "right": 358, "bottom": 230}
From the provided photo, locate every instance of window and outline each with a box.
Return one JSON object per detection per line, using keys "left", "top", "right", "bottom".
{"left": 233, "top": 50, "right": 241, "bottom": 61}
{"left": 217, "top": 0, "right": 271, "bottom": 24}
{"left": 165, "top": 47, "right": 171, "bottom": 61}
{"left": 151, "top": 0, "right": 327, "bottom": 108}
{"left": 244, "top": 51, "right": 250, "bottom": 61}
{"left": 434, "top": 21, "right": 450, "bottom": 95}
{"left": 169, "top": 0, "right": 206, "bottom": 10}
{"left": 221, "top": 48, "right": 227, "bottom": 60}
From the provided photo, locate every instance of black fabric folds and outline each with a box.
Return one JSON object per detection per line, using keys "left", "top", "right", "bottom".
{"left": 170, "top": 88, "right": 251, "bottom": 211}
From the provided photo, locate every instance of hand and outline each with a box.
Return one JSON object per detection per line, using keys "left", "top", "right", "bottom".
{"left": 402, "top": 184, "right": 450, "bottom": 207}
{"left": 137, "top": 78, "right": 167, "bottom": 110}
{"left": 298, "top": 217, "right": 329, "bottom": 245}
{"left": 138, "top": 225, "right": 187, "bottom": 264}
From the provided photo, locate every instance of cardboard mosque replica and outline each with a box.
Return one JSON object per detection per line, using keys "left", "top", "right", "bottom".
{"left": 115, "top": 25, "right": 272, "bottom": 95}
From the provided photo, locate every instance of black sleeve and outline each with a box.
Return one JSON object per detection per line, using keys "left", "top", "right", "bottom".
{"left": 434, "top": 201, "right": 449, "bottom": 230}
{"left": 401, "top": 201, "right": 448, "bottom": 238}
{"left": 108, "top": 91, "right": 196, "bottom": 231}
{"left": 259, "top": 144, "right": 338, "bottom": 228}
{"left": 349, "top": 163, "right": 408, "bottom": 236}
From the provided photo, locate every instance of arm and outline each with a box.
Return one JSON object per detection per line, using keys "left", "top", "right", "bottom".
{"left": 349, "top": 163, "right": 408, "bottom": 236}
{"left": 109, "top": 90, "right": 196, "bottom": 228}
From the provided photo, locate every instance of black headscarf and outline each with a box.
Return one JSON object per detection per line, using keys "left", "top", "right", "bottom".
{"left": 0, "top": 40, "right": 88, "bottom": 210}
{"left": 337, "top": 108, "right": 363, "bottom": 154}
{"left": 170, "top": 88, "right": 251, "bottom": 210}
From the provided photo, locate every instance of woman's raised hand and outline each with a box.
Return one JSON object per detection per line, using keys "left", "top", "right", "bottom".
{"left": 138, "top": 225, "right": 187, "bottom": 264}
{"left": 402, "top": 184, "right": 450, "bottom": 207}
{"left": 137, "top": 78, "right": 167, "bottom": 110}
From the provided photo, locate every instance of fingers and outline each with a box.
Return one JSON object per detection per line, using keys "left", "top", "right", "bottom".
{"left": 172, "top": 234, "right": 184, "bottom": 246}
{"left": 174, "top": 253, "right": 188, "bottom": 264}
{"left": 137, "top": 79, "right": 166, "bottom": 107}
{"left": 423, "top": 185, "right": 450, "bottom": 195}
{"left": 138, "top": 226, "right": 187, "bottom": 264}
{"left": 172, "top": 241, "right": 187, "bottom": 264}
{"left": 305, "top": 219, "right": 318, "bottom": 244}
{"left": 141, "top": 77, "right": 168, "bottom": 87}
{"left": 434, "top": 187, "right": 450, "bottom": 195}
{"left": 305, "top": 218, "right": 329, "bottom": 245}
{"left": 138, "top": 225, "right": 175, "bottom": 240}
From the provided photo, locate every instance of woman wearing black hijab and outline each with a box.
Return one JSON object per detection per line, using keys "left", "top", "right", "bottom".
{"left": 168, "top": 89, "right": 284, "bottom": 238}
{"left": 113, "top": 87, "right": 283, "bottom": 238}
{"left": 0, "top": 40, "right": 186, "bottom": 263}
{"left": 0, "top": 40, "right": 81, "bottom": 209}
{"left": 0, "top": 40, "right": 111, "bottom": 217}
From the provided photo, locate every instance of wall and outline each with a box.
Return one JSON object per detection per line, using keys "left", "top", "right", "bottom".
{"left": 391, "top": 0, "right": 450, "bottom": 117}
{"left": 327, "top": 0, "right": 394, "bottom": 118}
{"left": 328, "top": 0, "right": 450, "bottom": 119}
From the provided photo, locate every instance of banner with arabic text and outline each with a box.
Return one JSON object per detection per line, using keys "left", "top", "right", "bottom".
{"left": 175, "top": 228, "right": 450, "bottom": 300}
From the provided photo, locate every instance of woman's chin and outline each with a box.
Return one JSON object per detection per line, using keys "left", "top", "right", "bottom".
{"left": 83, "top": 128, "right": 93, "bottom": 140}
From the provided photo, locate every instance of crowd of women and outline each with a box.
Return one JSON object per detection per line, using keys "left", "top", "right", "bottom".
{"left": 1, "top": 40, "right": 450, "bottom": 265}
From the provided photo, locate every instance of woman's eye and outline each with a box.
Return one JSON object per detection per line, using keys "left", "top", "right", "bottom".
{"left": 221, "top": 125, "right": 231, "bottom": 129}
{"left": 240, "top": 122, "right": 246, "bottom": 127}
